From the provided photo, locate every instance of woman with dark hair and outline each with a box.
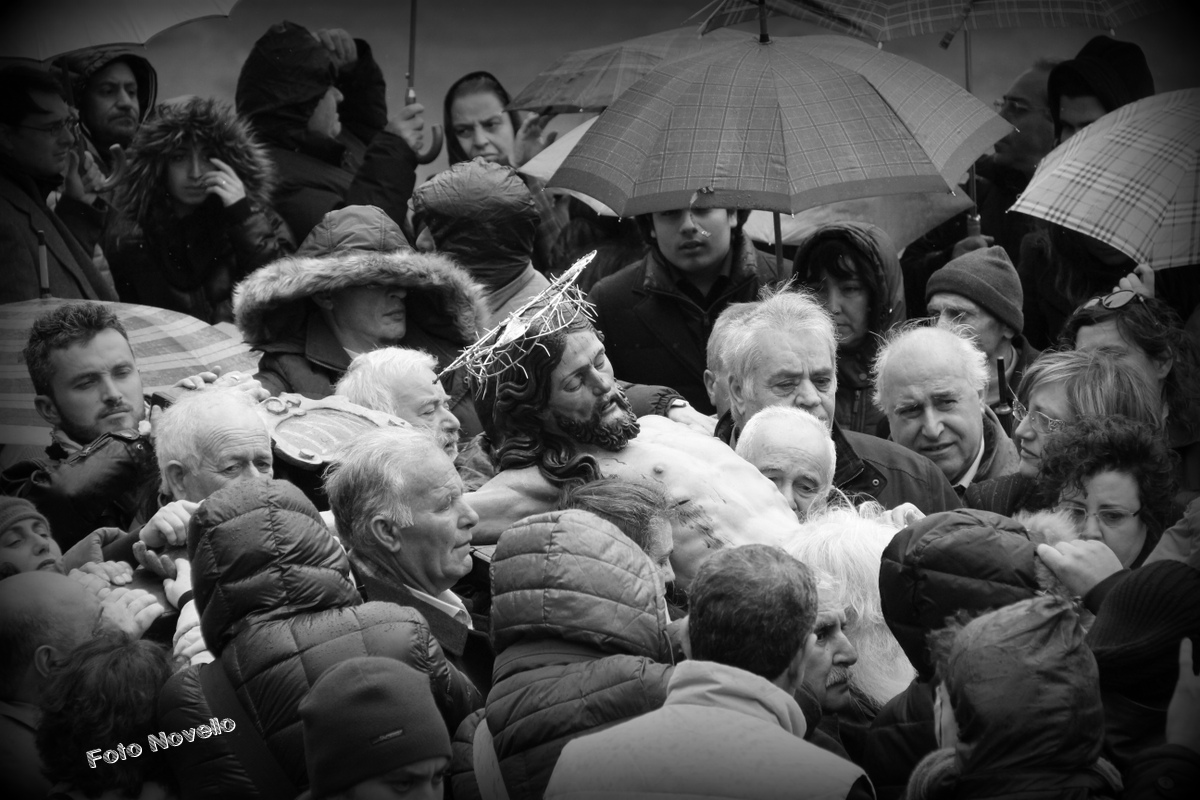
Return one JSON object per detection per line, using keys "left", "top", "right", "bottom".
{"left": 1061, "top": 291, "right": 1200, "bottom": 498}
{"left": 1036, "top": 415, "right": 1180, "bottom": 569}
{"left": 107, "top": 97, "right": 293, "bottom": 323}
{"left": 793, "top": 222, "right": 905, "bottom": 436}
{"left": 38, "top": 634, "right": 177, "bottom": 800}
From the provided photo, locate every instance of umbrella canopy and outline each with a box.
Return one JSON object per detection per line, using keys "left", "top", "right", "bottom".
{"left": 549, "top": 34, "right": 1009, "bottom": 217}
{"left": 695, "top": 0, "right": 1168, "bottom": 41}
{"left": 522, "top": 116, "right": 972, "bottom": 248}
{"left": 508, "top": 25, "right": 744, "bottom": 113}
{"left": 0, "top": 300, "right": 259, "bottom": 445}
{"left": 1010, "top": 88, "right": 1200, "bottom": 271}
{"left": 0, "top": 0, "right": 241, "bottom": 62}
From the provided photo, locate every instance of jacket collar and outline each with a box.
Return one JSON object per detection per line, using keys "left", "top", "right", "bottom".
{"left": 665, "top": 660, "right": 807, "bottom": 738}
{"left": 303, "top": 312, "right": 353, "bottom": 374}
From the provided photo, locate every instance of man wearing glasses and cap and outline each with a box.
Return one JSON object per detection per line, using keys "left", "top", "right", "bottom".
{"left": 0, "top": 65, "right": 117, "bottom": 303}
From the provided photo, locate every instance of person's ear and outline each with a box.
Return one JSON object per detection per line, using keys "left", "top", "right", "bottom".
{"left": 163, "top": 461, "right": 190, "bottom": 501}
{"left": 1152, "top": 353, "right": 1174, "bottom": 384}
{"left": 702, "top": 369, "right": 718, "bottom": 406}
{"left": 33, "top": 643, "right": 61, "bottom": 680}
{"left": 34, "top": 393, "right": 61, "bottom": 428}
{"left": 368, "top": 515, "right": 403, "bottom": 553}
{"left": 728, "top": 375, "right": 747, "bottom": 423}
{"left": 311, "top": 291, "right": 335, "bottom": 312}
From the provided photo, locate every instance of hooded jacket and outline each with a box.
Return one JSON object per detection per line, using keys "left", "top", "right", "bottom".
{"left": 106, "top": 98, "right": 293, "bottom": 323}
{"left": 235, "top": 20, "right": 415, "bottom": 242}
{"left": 589, "top": 228, "right": 787, "bottom": 414}
{"left": 864, "top": 509, "right": 1043, "bottom": 799}
{"left": 233, "top": 204, "right": 488, "bottom": 436}
{"left": 412, "top": 158, "right": 550, "bottom": 329}
{"left": 449, "top": 510, "right": 675, "bottom": 800}
{"left": 793, "top": 222, "right": 906, "bottom": 436}
{"left": 1048, "top": 36, "right": 1155, "bottom": 140}
{"left": 545, "top": 659, "right": 872, "bottom": 800}
{"left": 156, "top": 479, "right": 481, "bottom": 800}
{"left": 54, "top": 46, "right": 157, "bottom": 169}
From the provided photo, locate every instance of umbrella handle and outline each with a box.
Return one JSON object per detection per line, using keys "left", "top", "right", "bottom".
{"left": 37, "top": 229, "right": 51, "bottom": 298}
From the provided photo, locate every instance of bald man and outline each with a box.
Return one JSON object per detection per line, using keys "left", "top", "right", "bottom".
{"left": 736, "top": 406, "right": 836, "bottom": 520}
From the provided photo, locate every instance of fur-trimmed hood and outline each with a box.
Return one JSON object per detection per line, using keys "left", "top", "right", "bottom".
{"left": 113, "top": 97, "right": 276, "bottom": 239}
{"left": 233, "top": 204, "right": 488, "bottom": 347}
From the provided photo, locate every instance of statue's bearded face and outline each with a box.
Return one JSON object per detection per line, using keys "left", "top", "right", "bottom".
{"left": 542, "top": 330, "right": 639, "bottom": 451}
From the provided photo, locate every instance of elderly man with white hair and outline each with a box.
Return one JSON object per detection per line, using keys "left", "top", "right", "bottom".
{"left": 872, "top": 325, "right": 1020, "bottom": 494}
{"left": 324, "top": 425, "right": 492, "bottom": 693}
{"left": 736, "top": 406, "right": 836, "bottom": 520}
{"left": 714, "top": 289, "right": 960, "bottom": 514}
{"left": 335, "top": 346, "right": 462, "bottom": 458}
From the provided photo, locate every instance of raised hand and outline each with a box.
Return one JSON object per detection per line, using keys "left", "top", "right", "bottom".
{"left": 203, "top": 158, "right": 247, "bottom": 207}
{"left": 313, "top": 28, "right": 357, "bottom": 71}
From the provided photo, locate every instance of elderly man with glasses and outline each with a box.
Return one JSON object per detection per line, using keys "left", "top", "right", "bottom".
{"left": 0, "top": 65, "right": 116, "bottom": 303}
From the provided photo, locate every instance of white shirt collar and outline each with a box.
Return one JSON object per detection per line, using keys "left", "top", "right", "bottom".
{"left": 407, "top": 585, "right": 473, "bottom": 629}
{"left": 955, "top": 433, "right": 988, "bottom": 489}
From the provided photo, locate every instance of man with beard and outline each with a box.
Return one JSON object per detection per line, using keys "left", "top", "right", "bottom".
{"left": 55, "top": 46, "right": 156, "bottom": 174}
{"left": 463, "top": 301, "right": 803, "bottom": 589}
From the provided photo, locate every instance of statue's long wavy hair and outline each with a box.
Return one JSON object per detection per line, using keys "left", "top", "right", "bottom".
{"left": 472, "top": 316, "right": 603, "bottom": 489}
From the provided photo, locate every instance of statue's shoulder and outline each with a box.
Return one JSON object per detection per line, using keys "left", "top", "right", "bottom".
{"left": 472, "top": 464, "right": 557, "bottom": 502}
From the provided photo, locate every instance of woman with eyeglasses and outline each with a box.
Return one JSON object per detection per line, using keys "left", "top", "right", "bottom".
{"left": 1061, "top": 291, "right": 1200, "bottom": 501}
{"left": 966, "top": 348, "right": 1162, "bottom": 517}
{"left": 1036, "top": 416, "right": 1180, "bottom": 569}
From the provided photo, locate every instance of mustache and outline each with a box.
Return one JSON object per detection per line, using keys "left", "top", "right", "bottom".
{"left": 826, "top": 666, "right": 853, "bottom": 688}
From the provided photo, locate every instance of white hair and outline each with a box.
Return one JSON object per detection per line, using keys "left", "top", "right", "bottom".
{"left": 871, "top": 322, "right": 989, "bottom": 413}
{"left": 736, "top": 406, "right": 836, "bottom": 497}
{"left": 785, "top": 503, "right": 916, "bottom": 711}
{"left": 154, "top": 388, "right": 261, "bottom": 475}
{"left": 323, "top": 426, "right": 438, "bottom": 559}
{"left": 334, "top": 347, "right": 439, "bottom": 416}
{"left": 706, "top": 302, "right": 756, "bottom": 379}
{"left": 723, "top": 286, "right": 837, "bottom": 411}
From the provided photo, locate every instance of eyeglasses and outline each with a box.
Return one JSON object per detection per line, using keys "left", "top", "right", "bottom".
{"left": 1082, "top": 289, "right": 1144, "bottom": 312}
{"left": 1055, "top": 502, "right": 1142, "bottom": 529}
{"left": 992, "top": 96, "right": 1048, "bottom": 117}
{"left": 1012, "top": 399, "right": 1066, "bottom": 434}
{"left": 17, "top": 116, "right": 80, "bottom": 139}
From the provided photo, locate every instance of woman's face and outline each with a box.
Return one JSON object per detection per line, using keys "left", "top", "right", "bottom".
{"left": 1014, "top": 381, "right": 1072, "bottom": 477}
{"left": 815, "top": 266, "right": 870, "bottom": 350}
{"left": 1074, "top": 318, "right": 1170, "bottom": 397}
{"left": 450, "top": 91, "right": 515, "bottom": 165}
{"left": 1056, "top": 469, "right": 1148, "bottom": 567}
{"left": 165, "top": 147, "right": 214, "bottom": 210}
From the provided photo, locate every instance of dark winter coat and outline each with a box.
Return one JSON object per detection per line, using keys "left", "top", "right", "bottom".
{"left": 449, "top": 510, "right": 675, "bottom": 800}
{"left": 589, "top": 233, "right": 787, "bottom": 414}
{"left": 233, "top": 204, "right": 488, "bottom": 436}
{"left": 157, "top": 479, "right": 481, "bottom": 800}
{"left": 235, "top": 21, "right": 416, "bottom": 242}
{"left": 107, "top": 98, "right": 293, "bottom": 323}
{"left": 0, "top": 159, "right": 116, "bottom": 303}
{"left": 865, "top": 509, "right": 1045, "bottom": 799}
{"left": 792, "top": 222, "right": 907, "bottom": 436}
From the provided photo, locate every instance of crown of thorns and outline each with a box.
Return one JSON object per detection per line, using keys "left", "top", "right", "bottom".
{"left": 439, "top": 251, "right": 597, "bottom": 391}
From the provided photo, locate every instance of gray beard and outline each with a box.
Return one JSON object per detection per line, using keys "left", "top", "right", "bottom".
{"left": 554, "top": 388, "right": 640, "bottom": 452}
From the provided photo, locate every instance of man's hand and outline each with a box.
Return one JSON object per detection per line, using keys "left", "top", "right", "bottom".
{"left": 62, "top": 149, "right": 107, "bottom": 206}
{"left": 140, "top": 500, "right": 200, "bottom": 549}
{"left": 665, "top": 402, "right": 717, "bottom": 436}
{"left": 880, "top": 502, "right": 926, "bottom": 529}
{"left": 386, "top": 103, "right": 427, "bottom": 153}
{"left": 133, "top": 541, "right": 179, "bottom": 581}
{"left": 162, "top": 558, "right": 193, "bottom": 609}
{"left": 76, "top": 560, "right": 133, "bottom": 586}
{"left": 98, "top": 586, "right": 165, "bottom": 639}
{"left": 313, "top": 28, "right": 357, "bottom": 71}
{"left": 949, "top": 234, "right": 994, "bottom": 260}
{"left": 1036, "top": 539, "right": 1123, "bottom": 596}
{"left": 1167, "top": 638, "right": 1200, "bottom": 754}
{"left": 513, "top": 113, "right": 557, "bottom": 167}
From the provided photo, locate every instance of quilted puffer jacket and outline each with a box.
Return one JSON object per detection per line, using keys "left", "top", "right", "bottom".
{"left": 450, "top": 510, "right": 675, "bottom": 800}
{"left": 157, "top": 479, "right": 481, "bottom": 799}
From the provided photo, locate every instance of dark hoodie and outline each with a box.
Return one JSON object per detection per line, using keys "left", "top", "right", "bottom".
{"left": 792, "top": 222, "right": 906, "bottom": 436}
{"left": 235, "top": 20, "right": 416, "bottom": 242}
{"left": 1047, "top": 36, "right": 1155, "bottom": 140}
{"left": 106, "top": 98, "right": 293, "bottom": 323}
{"left": 413, "top": 158, "right": 550, "bottom": 329}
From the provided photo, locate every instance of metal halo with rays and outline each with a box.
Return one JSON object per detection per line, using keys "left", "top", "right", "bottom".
{"left": 438, "top": 251, "right": 597, "bottom": 391}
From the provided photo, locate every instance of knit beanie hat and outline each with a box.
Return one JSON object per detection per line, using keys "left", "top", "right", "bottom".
{"left": 1047, "top": 36, "right": 1155, "bottom": 139}
{"left": 926, "top": 245, "right": 1024, "bottom": 334}
{"left": 300, "top": 657, "right": 451, "bottom": 798}
{"left": 0, "top": 497, "right": 49, "bottom": 536}
{"left": 1087, "top": 560, "right": 1200, "bottom": 706}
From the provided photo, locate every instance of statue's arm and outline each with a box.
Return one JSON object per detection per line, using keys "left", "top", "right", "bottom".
{"left": 464, "top": 468, "right": 558, "bottom": 545}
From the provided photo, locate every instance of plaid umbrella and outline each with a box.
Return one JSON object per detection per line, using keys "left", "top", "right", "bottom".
{"left": 695, "top": 0, "right": 1168, "bottom": 42}
{"left": 0, "top": 0, "right": 242, "bottom": 62}
{"left": 549, "top": 34, "right": 1009, "bottom": 217}
{"left": 1010, "top": 89, "right": 1200, "bottom": 271}
{"left": 0, "top": 300, "right": 259, "bottom": 445}
{"left": 508, "top": 25, "right": 744, "bottom": 113}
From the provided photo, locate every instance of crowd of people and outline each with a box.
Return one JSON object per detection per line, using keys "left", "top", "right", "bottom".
{"left": 1, "top": 16, "right": 1199, "bottom": 800}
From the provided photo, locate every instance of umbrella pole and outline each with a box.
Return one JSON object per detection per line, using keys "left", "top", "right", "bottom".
{"left": 757, "top": 0, "right": 770, "bottom": 43}
{"left": 963, "top": 27, "right": 981, "bottom": 234}
{"left": 773, "top": 212, "right": 784, "bottom": 273}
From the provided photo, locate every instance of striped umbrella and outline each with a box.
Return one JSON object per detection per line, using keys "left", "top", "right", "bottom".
{"left": 508, "top": 25, "right": 744, "bottom": 113}
{"left": 1010, "top": 88, "right": 1200, "bottom": 270}
{"left": 0, "top": 300, "right": 259, "bottom": 445}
